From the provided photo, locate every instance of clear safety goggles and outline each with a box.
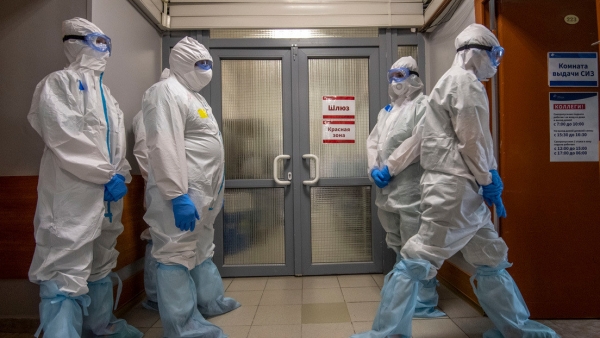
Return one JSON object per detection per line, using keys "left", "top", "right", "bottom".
{"left": 456, "top": 44, "right": 504, "bottom": 67}
{"left": 195, "top": 60, "right": 213, "bottom": 71}
{"left": 387, "top": 67, "right": 419, "bottom": 83}
{"left": 63, "top": 33, "right": 112, "bottom": 54}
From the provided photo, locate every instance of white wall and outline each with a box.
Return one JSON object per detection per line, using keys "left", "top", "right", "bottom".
{"left": 423, "top": 0, "right": 475, "bottom": 93}
{"left": 0, "top": 0, "right": 88, "bottom": 176}
{"left": 91, "top": 0, "right": 162, "bottom": 174}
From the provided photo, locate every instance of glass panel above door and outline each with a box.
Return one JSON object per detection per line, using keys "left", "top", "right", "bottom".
{"left": 211, "top": 28, "right": 378, "bottom": 39}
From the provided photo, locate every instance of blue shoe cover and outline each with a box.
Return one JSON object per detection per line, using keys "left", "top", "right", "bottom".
{"left": 144, "top": 241, "right": 158, "bottom": 304}
{"left": 351, "top": 259, "right": 431, "bottom": 338}
{"left": 157, "top": 263, "right": 227, "bottom": 338}
{"left": 483, "top": 328, "right": 504, "bottom": 338}
{"left": 471, "top": 262, "right": 559, "bottom": 338}
{"left": 35, "top": 281, "right": 91, "bottom": 338}
{"left": 191, "top": 258, "right": 241, "bottom": 317}
{"left": 82, "top": 274, "right": 143, "bottom": 338}
{"left": 141, "top": 299, "right": 159, "bottom": 312}
{"left": 414, "top": 277, "right": 446, "bottom": 318}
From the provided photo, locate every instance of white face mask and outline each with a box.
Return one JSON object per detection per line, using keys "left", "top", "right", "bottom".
{"left": 181, "top": 68, "right": 212, "bottom": 92}
{"left": 475, "top": 55, "right": 497, "bottom": 80}
{"left": 65, "top": 41, "right": 110, "bottom": 72}
{"left": 194, "top": 68, "right": 212, "bottom": 90}
{"left": 392, "top": 82, "right": 408, "bottom": 96}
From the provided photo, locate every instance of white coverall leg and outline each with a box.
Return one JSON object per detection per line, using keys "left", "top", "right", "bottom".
{"left": 28, "top": 17, "right": 141, "bottom": 338}
{"left": 142, "top": 37, "right": 239, "bottom": 338}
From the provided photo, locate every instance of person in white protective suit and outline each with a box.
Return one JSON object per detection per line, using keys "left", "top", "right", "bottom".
{"left": 366, "top": 56, "right": 445, "bottom": 319}
{"left": 27, "top": 17, "right": 142, "bottom": 338}
{"left": 132, "top": 68, "right": 170, "bottom": 312}
{"left": 353, "top": 24, "right": 558, "bottom": 338}
{"left": 142, "top": 37, "right": 240, "bottom": 338}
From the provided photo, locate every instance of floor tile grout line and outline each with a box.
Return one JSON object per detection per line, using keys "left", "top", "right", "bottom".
{"left": 448, "top": 316, "right": 474, "bottom": 337}
{"left": 248, "top": 279, "right": 267, "bottom": 326}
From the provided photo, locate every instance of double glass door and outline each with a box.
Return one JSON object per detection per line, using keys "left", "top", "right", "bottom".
{"left": 210, "top": 47, "right": 383, "bottom": 277}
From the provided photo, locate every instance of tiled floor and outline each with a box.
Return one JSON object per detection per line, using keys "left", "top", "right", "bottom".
{"left": 3, "top": 275, "right": 597, "bottom": 337}
{"left": 113, "top": 274, "right": 600, "bottom": 338}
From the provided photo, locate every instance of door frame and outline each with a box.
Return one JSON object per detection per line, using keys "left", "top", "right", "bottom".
{"left": 161, "top": 29, "right": 424, "bottom": 277}
{"left": 295, "top": 47, "right": 383, "bottom": 275}
{"left": 209, "top": 48, "right": 295, "bottom": 277}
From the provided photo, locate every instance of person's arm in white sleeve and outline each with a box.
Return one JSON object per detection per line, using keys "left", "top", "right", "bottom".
{"left": 450, "top": 77, "right": 495, "bottom": 186}
{"left": 28, "top": 73, "right": 115, "bottom": 185}
{"left": 366, "top": 109, "right": 385, "bottom": 180}
{"left": 143, "top": 86, "right": 188, "bottom": 199}
{"left": 104, "top": 86, "right": 132, "bottom": 183}
{"left": 132, "top": 111, "right": 149, "bottom": 181}
{"left": 385, "top": 107, "right": 425, "bottom": 176}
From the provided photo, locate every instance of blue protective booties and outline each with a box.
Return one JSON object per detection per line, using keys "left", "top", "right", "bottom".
{"left": 82, "top": 275, "right": 143, "bottom": 338}
{"left": 191, "top": 258, "right": 241, "bottom": 317}
{"left": 156, "top": 264, "right": 227, "bottom": 338}
{"left": 141, "top": 240, "right": 159, "bottom": 312}
{"left": 471, "top": 262, "right": 559, "bottom": 338}
{"left": 351, "top": 259, "right": 431, "bottom": 338}
{"left": 414, "top": 277, "right": 447, "bottom": 318}
{"left": 394, "top": 253, "right": 445, "bottom": 318}
{"left": 35, "top": 281, "right": 91, "bottom": 338}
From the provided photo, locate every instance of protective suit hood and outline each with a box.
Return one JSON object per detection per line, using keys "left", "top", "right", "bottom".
{"left": 388, "top": 56, "right": 423, "bottom": 105}
{"left": 62, "top": 17, "right": 109, "bottom": 72}
{"left": 170, "top": 37, "right": 213, "bottom": 92}
{"left": 452, "top": 24, "right": 500, "bottom": 80}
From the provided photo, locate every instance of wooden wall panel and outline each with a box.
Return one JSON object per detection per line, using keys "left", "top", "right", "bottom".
{"left": 0, "top": 176, "right": 38, "bottom": 278}
{"left": 0, "top": 175, "right": 146, "bottom": 307}
{"left": 497, "top": 0, "right": 600, "bottom": 318}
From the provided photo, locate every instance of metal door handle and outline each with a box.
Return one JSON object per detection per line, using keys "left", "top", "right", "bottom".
{"left": 273, "top": 155, "right": 291, "bottom": 186}
{"left": 302, "top": 154, "right": 320, "bottom": 185}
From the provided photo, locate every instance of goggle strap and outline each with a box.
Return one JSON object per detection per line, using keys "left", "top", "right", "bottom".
{"left": 409, "top": 70, "right": 419, "bottom": 77}
{"left": 63, "top": 35, "right": 86, "bottom": 42}
{"left": 456, "top": 44, "right": 493, "bottom": 52}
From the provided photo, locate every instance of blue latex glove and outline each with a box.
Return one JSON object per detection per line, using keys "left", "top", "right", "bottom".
{"left": 380, "top": 166, "right": 392, "bottom": 182}
{"left": 172, "top": 194, "right": 200, "bottom": 232}
{"left": 482, "top": 170, "right": 507, "bottom": 218}
{"left": 491, "top": 195, "right": 507, "bottom": 218}
{"left": 371, "top": 169, "right": 388, "bottom": 188}
{"left": 104, "top": 174, "right": 127, "bottom": 202}
{"left": 371, "top": 166, "right": 392, "bottom": 188}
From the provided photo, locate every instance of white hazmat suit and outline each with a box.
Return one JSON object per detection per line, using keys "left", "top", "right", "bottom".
{"left": 367, "top": 56, "right": 426, "bottom": 255}
{"left": 400, "top": 24, "right": 508, "bottom": 279}
{"left": 353, "top": 24, "right": 558, "bottom": 338}
{"left": 366, "top": 57, "right": 444, "bottom": 318}
{"left": 142, "top": 37, "right": 239, "bottom": 338}
{"left": 133, "top": 68, "right": 170, "bottom": 312}
{"left": 28, "top": 17, "right": 140, "bottom": 338}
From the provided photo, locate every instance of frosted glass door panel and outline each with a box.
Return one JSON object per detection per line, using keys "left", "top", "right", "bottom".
{"left": 222, "top": 60, "right": 283, "bottom": 180}
{"left": 397, "top": 45, "right": 418, "bottom": 60}
{"left": 223, "top": 188, "right": 285, "bottom": 266}
{"left": 311, "top": 186, "right": 372, "bottom": 263}
{"left": 308, "top": 58, "right": 369, "bottom": 178}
